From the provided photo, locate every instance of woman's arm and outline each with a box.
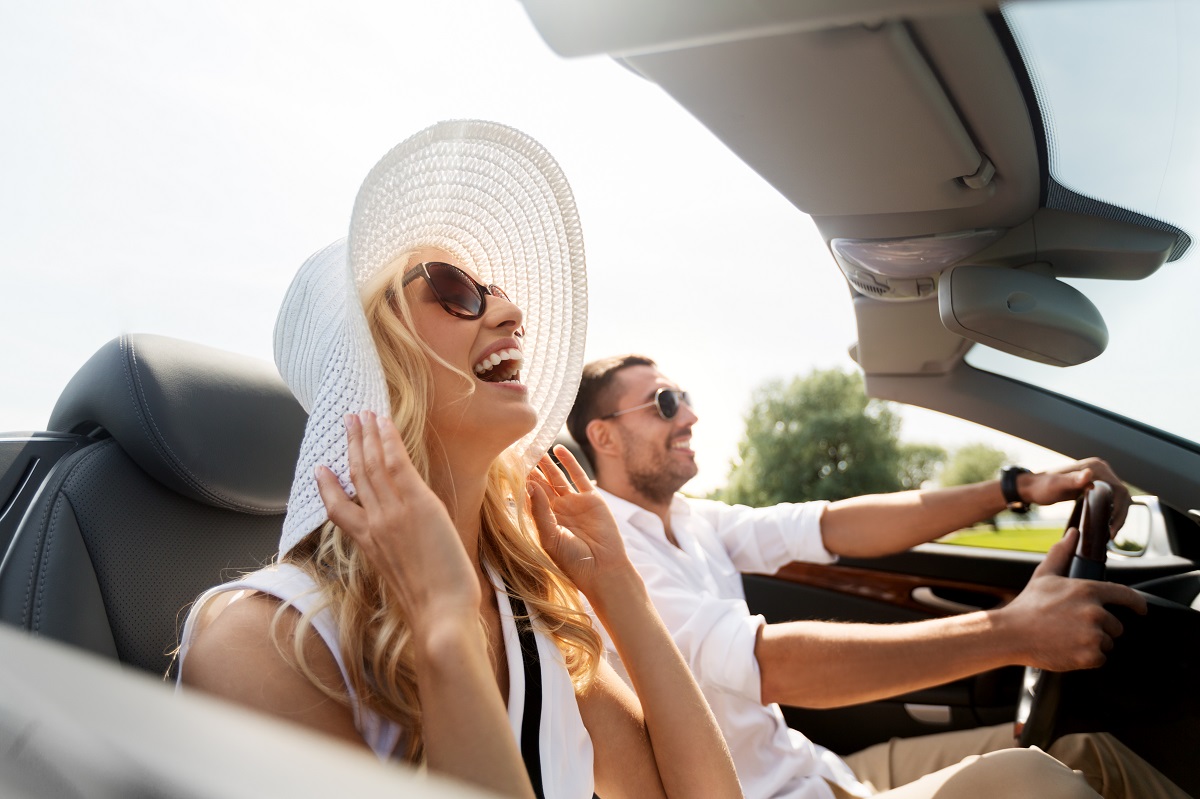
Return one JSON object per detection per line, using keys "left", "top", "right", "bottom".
{"left": 314, "top": 411, "right": 532, "bottom": 798}
{"left": 183, "top": 581, "right": 523, "bottom": 791}
{"left": 317, "top": 412, "right": 533, "bottom": 796}
{"left": 575, "top": 659, "right": 670, "bottom": 797}
{"left": 181, "top": 590, "right": 370, "bottom": 748}
{"left": 530, "top": 447, "right": 741, "bottom": 799}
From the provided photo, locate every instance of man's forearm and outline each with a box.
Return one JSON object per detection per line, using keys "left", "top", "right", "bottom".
{"left": 820, "top": 480, "right": 1008, "bottom": 558}
{"left": 759, "top": 529, "right": 1146, "bottom": 710}
{"left": 755, "top": 612, "right": 1018, "bottom": 709}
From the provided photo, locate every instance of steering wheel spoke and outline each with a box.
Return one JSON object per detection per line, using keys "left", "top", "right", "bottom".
{"left": 1016, "top": 481, "right": 1112, "bottom": 749}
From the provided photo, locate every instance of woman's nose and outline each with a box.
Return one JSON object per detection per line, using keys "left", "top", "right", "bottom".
{"left": 485, "top": 290, "right": 524, "bottom": 333}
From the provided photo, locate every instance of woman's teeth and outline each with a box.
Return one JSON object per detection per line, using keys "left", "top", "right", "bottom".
{"left": 473, "top": 348, "right": 524, "bottom": 383}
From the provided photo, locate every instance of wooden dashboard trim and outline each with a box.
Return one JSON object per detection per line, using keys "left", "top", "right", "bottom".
{"left": 767, "top": 561, "right": 1018, "bottom": 616}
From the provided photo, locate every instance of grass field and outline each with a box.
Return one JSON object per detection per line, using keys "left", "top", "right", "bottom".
{"left": 937, "top": 526, "right": 1064, "bottom": 553}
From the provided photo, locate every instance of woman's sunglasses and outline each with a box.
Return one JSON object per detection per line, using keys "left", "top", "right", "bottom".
{"left": 396, "top": 262, "right": 512, "bottom": 320}
{"left": 601, "top": 388, "right": 692, "bottom": 421}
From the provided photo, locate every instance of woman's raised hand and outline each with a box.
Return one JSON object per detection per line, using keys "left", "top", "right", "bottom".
{"left": 528, "top": 446, "right": 632, "bottom": 597}
{"left": 533, "top": 447, "right": 744, "bottom": 799}
{"left": 318, "top": 412, "right": 536, "bottom": 798}
{"left": 315, "top": 411, "right": 480, "bottom": 629}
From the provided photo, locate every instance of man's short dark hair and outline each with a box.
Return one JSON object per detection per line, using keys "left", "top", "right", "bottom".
{"left": 567, "top": 354, "right": 657, "bottom": 469}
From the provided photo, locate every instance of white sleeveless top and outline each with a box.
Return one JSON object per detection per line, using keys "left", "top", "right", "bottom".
{"left": 176, "top": 563, "right": 596, "bottom": 797}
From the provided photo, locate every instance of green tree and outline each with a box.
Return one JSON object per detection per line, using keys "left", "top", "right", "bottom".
{"left": 940, "top": 443, "right": 1008, "bottom": 487}
{"left": 720, "top": 369, "right": 907, "bottom": 505}
{"left": 898, "top": 442, "right": 948, "bottom": 490}
{"left": 940, "top": 443, "right": 1008, "bottom": 529}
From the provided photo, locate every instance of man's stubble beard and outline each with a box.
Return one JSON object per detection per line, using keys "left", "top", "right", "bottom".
{"left": 621, "top": 429, "right": 697, "bottom": 505}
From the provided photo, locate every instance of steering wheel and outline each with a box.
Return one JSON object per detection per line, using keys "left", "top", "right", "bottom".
{"left": 1014, "top": 480, "right": 1113, "bottom": 750}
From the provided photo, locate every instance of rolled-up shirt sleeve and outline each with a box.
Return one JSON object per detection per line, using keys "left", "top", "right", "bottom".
{"left": 690, "top": 498, "right": 836, "bottom": 574}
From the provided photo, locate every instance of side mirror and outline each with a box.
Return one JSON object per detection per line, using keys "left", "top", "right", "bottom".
{"left": 1109, "top": 501, "right": 1151, "bottom": 557}
{"left": 938, "top": 265, "right": 1108, "bottom": 366}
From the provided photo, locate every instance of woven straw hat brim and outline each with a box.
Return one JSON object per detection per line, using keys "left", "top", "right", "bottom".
{"left": 275, "top": 120, "right": 586, "bottom": 555}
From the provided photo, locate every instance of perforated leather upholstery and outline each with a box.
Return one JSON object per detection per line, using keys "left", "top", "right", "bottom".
{"left": 0, "top": 334, "right": 307, "bottom": 676}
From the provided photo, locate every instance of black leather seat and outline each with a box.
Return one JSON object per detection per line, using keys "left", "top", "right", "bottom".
{"left": 0, "top": 334, "right": 307, "bottom": 676}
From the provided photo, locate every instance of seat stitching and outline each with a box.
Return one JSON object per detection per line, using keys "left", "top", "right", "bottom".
{"left": 31, "top": 494, "right": 66, "bottom": 633}
{"left": 25, "top": 441, "right": 113, "bottom": 631}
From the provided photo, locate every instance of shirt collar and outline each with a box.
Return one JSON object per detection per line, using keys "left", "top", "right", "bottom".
{"left": 595, "top": 487, "right": 692, "bottom": 540}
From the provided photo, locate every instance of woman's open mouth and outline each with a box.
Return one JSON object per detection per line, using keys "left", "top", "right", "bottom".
{"left": 473, "top": 348, "right": 523, "bottom": 384}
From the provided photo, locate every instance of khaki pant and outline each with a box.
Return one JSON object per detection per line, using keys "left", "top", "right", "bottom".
{"left": 823, "top": 724, "right": 1189, "bottom": 799}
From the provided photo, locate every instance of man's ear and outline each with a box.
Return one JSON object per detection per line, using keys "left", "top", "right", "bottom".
{"left": 586, "top": 418, "right": 620, "bottom": 460}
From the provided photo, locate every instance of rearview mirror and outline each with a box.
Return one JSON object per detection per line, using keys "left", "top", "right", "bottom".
{"left": 938, "top": 265, "right": 1108, "bottom": 366}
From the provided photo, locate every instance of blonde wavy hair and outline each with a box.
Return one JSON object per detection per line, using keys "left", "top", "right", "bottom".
{"left": 280, "top": 257, "right": 602, "bottom": 762}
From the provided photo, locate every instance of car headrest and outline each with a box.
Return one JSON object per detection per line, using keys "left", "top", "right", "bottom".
{"left": 48, "top": 334, "right": 308, "bottom": 514}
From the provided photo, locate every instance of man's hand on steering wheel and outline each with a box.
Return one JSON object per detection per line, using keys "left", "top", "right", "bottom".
{"left": 1013, "top": 480, "right": 1149, "bottom": 748}
{"left": 997, "top": 529, "right": 1148, "bottom": 673}
{"left": 1016, "top": 457, "right": 1132, "bottom": 535}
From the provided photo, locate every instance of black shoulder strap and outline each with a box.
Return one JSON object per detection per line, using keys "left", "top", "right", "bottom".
{"left": 508, "top": 595, "right": 546, "bottom": 799}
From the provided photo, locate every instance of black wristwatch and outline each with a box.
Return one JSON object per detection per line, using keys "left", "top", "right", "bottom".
{"left": 1000, "top": 466, "right": 1032, "bottom": 514}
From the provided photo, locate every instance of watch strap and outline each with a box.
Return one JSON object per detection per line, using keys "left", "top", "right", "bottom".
{"left": 1001, "top": 466, "right": 1032, "bottom": 513}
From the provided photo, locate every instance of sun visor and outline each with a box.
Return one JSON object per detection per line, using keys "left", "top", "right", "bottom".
{"left": 938, "top": 265, "right": 1107, "bottom": 366}
{"left": 617, "top": 20, "right": 1017, "bottom": 218}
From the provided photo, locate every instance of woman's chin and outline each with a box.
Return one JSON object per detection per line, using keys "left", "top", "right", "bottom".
{"left": 429, "top": 391, "right": 539, "bottom": 460}
{"left": 465, "top": 409, "right": 539, "bottom": 453}
{"left": 508, "top": 407, "right": 539, "bottom": 442}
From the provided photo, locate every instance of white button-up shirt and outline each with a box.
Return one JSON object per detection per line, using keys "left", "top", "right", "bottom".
{"left": 596, "top": 489, "right": 868, "bottom": 799}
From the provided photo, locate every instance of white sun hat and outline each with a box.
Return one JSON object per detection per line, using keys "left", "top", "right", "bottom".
{"left": 274, "top": 119, "right": 587, "bottom": 555}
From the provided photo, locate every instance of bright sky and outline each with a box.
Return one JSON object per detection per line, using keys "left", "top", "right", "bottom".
{"left": 2, "top": 0, "right": 1065, "bottom": 494}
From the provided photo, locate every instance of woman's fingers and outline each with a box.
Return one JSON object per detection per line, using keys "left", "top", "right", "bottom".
{"left": 527, "top": 481, "right": 552, "bottom": 528}
{"left": 344, "top": 413, "right": 379, "bottom": 508}
{"left": 552, "top": 445, "right": 593, "bottom": 493}
{"left": 528, "top": 467, "right": 554, "bottom": 494}
{"left": 527, "top": 482, "right": 565, "bottom": 551}
{"left": 341, "top": 411, "right": 424, "bottom": 522}
{"left": 537, "top": 453, "right": 573, "bottom": 494}
{"left": 315, "top": 464, "right": 365, "bottom": 531}
{"left": 375, "top": 412, "right": 417, "bottom": 483}
{"left": 357, "top": 410, "right": 391, "bottom": 496}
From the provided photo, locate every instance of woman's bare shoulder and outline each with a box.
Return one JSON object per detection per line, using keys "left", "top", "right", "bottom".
{"left": 182, "top": 590, "right": 365, "bottom": 747}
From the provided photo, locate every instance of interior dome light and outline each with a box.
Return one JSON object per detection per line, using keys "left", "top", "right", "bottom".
{"left": 832, "top": 228, "right": 1007, "bottom": 301}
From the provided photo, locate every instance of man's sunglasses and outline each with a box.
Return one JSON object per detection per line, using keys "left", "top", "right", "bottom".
{"left": 395, "top": 262, "right": 512, "bottom": 320}
{"left": 601, "top": 388, "right": 692, "bottom": 421}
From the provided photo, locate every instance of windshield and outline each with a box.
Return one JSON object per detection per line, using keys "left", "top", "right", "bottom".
{"left": 966, "top": 1, "right": 1200, "bottom": 445}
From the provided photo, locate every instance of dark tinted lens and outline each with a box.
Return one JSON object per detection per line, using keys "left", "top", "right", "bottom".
{"left": 656, "top": 389, "right": 680, "bottom": 419}
{"left": 427, "top": 264, "right": 484, "bottom": 317}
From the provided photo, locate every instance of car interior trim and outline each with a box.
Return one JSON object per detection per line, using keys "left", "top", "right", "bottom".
{"left": 768, "top": 561, "right": 1017, "bottom": 617}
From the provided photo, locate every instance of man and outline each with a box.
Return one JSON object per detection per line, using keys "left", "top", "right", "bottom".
{"left": 567, "top": 354, "right": 1185, "bottom": 799}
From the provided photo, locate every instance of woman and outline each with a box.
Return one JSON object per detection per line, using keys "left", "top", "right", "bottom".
{"left": 176, "top": 120, "right": 741, "bottom": 799}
